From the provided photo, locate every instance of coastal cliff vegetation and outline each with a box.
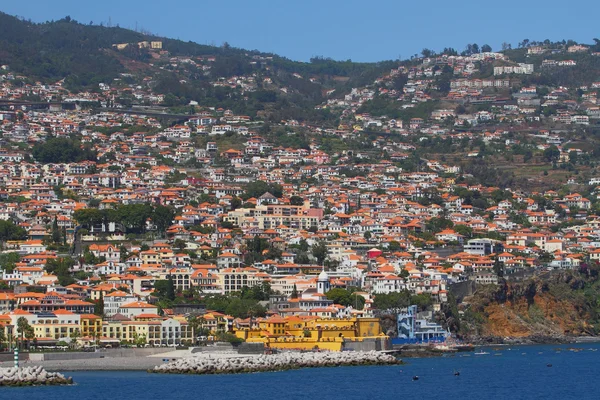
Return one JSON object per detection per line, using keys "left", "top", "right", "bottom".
{"left": 442, "top": 265, "right": 600, "bottom": 341}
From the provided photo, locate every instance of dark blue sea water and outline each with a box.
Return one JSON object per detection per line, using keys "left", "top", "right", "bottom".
{"left": 4, "top": 343, "right": 600, "bottom": 400}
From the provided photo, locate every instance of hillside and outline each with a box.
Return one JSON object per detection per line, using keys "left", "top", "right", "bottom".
{"left": 450, "top": 268, "right": 600, "bottom": 343}
{"left": 4, "top": 12, "right": 600, "bottom": 193}
{"left": 0, "top": 12, "right": 396, "bottom": 123}
{"left": 2, "top": 12, "right": 600, "bottom": 126}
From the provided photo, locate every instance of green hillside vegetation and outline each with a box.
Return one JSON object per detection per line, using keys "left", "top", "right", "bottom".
{"left": 0, "top": 12, "right": 399, "bottom": 123}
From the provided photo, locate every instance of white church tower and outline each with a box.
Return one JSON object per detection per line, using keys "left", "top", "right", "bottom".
{"left": 317, "top": 269, "right": 330, "bottom": 294}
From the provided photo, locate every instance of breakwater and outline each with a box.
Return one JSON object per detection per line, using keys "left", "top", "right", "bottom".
{"left": 151, "top": 351, "right": 401, "bottom": 375}
{"left": 0, "top": 366, "right": 72, "bottom": 386}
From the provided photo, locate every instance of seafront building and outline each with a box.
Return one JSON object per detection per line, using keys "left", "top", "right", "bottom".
{"left": 394, "top": 305, "right": 449, "bottom": 344}
{"left": 234, "top": 315, "right": 386, "bottom": 352}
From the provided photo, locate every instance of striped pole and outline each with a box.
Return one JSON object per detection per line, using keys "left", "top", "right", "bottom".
{"left": 14, "top": 348, "right": 19, "bottom": 368}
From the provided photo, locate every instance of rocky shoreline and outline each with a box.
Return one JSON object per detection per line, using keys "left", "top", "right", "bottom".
{"left": 467, "top": 335, "right": 600, "bottom": 346}
{"left": 150, "top": 351, "right": 402, "bottom": 375}
{"left": 0, "top": 366, "right": 73, "bottom": 387}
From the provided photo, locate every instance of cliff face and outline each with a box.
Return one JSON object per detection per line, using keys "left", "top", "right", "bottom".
{"left": 458, "top": 269, "right": 600, "bottom": 342}
{"left": 481, "top": 294, "right": 589, "bottom": 338}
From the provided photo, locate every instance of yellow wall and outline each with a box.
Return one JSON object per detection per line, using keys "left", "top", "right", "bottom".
{"left": 247, "top": 337, "right": 343, "bottom": 352}
{"left": 33, "top": 323, "right": 79, "bottom": 340}
{"left": 81, "top": 317, "right": 103, "bottom": 337}
{"left": 234, "top": 317, "right": 384, "bottom": 351}
{"left": 355, "top": 318, "right": 382, "bottom": 337}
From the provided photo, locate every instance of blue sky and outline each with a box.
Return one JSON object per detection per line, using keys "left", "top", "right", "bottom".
{"left": 2, "top": 1, "right": 599, "bottom": 62}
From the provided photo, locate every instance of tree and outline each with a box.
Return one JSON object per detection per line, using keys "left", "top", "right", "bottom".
{"left": 372, "top": 291, "right": 412, "bottom": 310}
{"left": 411, "top": 293, "right": 433, "bottom": 311}
{"left": 174, "top": 239, "right": 187, "bottom": 252}
{"left": 73, "top": 208, "right": 104, "bottom": 228}
{"left": 187, "top": 315, "right": 209, "bottom": 341}
{"left": 481, "top": 44, "right": 492, "bottom": 53}
{"left": 289, "top": 196, "right": 304, "bottom": 206}
{"left": 392, "top": 74, "right": 408, "bottom": 92}
{"left": 312, "top": 241, "right": 328, "bottom": 266}
{"left": 442, "top": 47, "right": 458, "bottom": 56}
{"left": 454, "top": 224, "right": 473, "bottom": 238}
{"left": 244, "top": 181, "right": 283, "bottom": 199}
{"left": 230, "top": 196, "right": 242, "bottom": 210}
{"left": 62, "top": 226, "right": 67, "bottom": 246}
{"left": 221, "top": 221, "right": 234, "bottom": 229}
{"left": 69, "top": 329, "right": 81, "bottom": 349}
{"left": 0, "top": 220, "right": 27, "bottom": 242}
{"left": 0, "top": 253, "right": 21, "bottom": 274}
{"left": 32, "top": 137, "right": 97, "bottom": 163}
{"left": 45, "top": 257, "right": 76, "bottom": 286}
{"left": 25, "top": 326, "right": 35, "bottom": 350}
{"left": 326, "top": 288, "right": 365, "bottom": 309}
{"left": 51, "top": 216, "right": 61, "bottom": 244}
{"left": 152, "top": 205, "right": 175, "bottom": 235}
{"left": 291, "top": 284, "right": 299, "bottom": 299}
{"left": 153, "top": 279, "right": 174, "bottom": 300}
{"left": 95, "top": 294, "right": 104, "bottom": 317}
{"left": 421, "top": 48, "right": 434, "bottom": 58}
{"left": 298, "top": 239, "right": 309, "bottom": 252}
{"left": 569, "top": 150, "right": 578, "bottom": 165}
{"left": 134, "top": 334, "right": 147, "bottom": 347}
{"left": 0, "top": 326, "right": 5, "bottom": 351}
{"left": 119, "top": 245, "right": 129, "bottom": 262}
{"left": 166, "top": 275, "right": 176, "bottom": 301}
{"left": 116, "top": 204, "right": 153, "bottom": 233}
{"left": 543, "top": 146, "right": 560, "bottom": 163}
{"left": 16, "top": 317, "right": 31, "bottom": 350}
{"left": 241, "top": 282, "right": 273, "bottom": 301}
{"left": 493, "top": 258, "right": 504, "bottom": 278}
{"left": 203, "top": 294, "right": 267, "bottom": 319}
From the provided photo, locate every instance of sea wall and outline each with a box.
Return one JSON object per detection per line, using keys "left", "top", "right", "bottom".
{"left": 0, "top": 366, "right": 72, "bottom": 387}
{"left": 0, "top": 352, "right": 29, "bottom": 362}
{"left": 151, "top": 351, "right": 401, "bottom": 375}
{"left": 343, "top": 338, "right": 388, "bottom": 352}
{"left": 236, "top": 343, "right": 265, "bottom": 354}
{"left": 29, "top": 348, "right": 173, "bottom": 361}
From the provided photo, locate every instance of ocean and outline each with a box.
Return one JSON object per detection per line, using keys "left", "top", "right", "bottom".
{"left": 4, "top": 343, "right": 600, "bottom": 400}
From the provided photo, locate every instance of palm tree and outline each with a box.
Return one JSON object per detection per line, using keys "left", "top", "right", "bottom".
{"left": 25, "top": 327, "right": 35, "bottom": 350}
{"left": 70, "top": 329, "right": 81, "bottom": 349}
{"left": 0, "top": 327, "right": 6, "bottom": 351}
{"left": 16, "top": 317, "right": 30, "bottom": 350}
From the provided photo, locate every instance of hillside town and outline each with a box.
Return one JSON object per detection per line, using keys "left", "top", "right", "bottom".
{"left": 1, "top": 36, "right": 600, "bottom": 351}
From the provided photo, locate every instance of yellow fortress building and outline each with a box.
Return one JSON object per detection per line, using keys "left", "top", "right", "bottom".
{"left": 234, "top": 315, "right": 387, "bottom": 352}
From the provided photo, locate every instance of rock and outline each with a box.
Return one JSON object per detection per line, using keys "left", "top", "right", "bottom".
{"left": 0, "top": 367, "right": 72, "bottom": 387}
{"left": 151, "top": 351, "right": 402, "bottom": 376}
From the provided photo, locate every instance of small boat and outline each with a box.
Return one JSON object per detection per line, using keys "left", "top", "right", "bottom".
{"left": 412, "top": 376, "right": 419, "bottom": 381}
{"left": 547, "top": 364, "right": 552, "bottom": 367}
{"left": 454, "top": 371, "right": 460, "bottom": 376}
{"left": 474, "top": 351, "right": 490, "bottom": 355}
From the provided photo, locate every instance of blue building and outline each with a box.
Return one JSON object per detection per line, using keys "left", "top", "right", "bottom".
{"left": 392, "top": 305, "right": 450, "bottom": 345}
